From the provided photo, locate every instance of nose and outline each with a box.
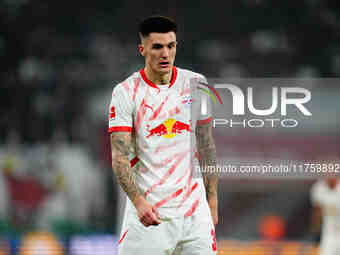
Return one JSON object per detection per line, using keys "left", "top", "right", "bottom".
{"left": 161, "top": 47, "right": 170, "bottom": 58}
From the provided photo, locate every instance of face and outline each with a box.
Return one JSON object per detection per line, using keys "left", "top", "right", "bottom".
{"left": 139, "top": 32, "right": 177, "bottom": 75}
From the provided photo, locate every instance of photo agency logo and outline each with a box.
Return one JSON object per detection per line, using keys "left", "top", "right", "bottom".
{"left": 198, "top": 81, "right": 312, "bottom": 128}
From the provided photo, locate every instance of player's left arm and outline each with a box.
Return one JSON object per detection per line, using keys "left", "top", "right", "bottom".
{"left": 196, "top": 120, "right": 218, "bottom": 226}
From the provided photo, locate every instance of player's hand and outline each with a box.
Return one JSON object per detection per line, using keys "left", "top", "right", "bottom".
{"left": 208, "top": 195, "right": 218, "bottom": 227}
{"left": 133, "top": 195, "right": 161, "bottom": 227}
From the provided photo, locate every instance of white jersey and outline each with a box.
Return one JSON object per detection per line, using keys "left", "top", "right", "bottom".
{"left": 311, "top": 179, "right": 340, "bottom": 255}
{"left": 108, "top": 67, "right": 212, "bottom": 218}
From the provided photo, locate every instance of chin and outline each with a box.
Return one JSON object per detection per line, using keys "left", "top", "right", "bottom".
{"left": 155, "top": 69, "right": 169, "bottom": 75}
{"left": 160, "top": 66, "right": 172, "bottom": 74}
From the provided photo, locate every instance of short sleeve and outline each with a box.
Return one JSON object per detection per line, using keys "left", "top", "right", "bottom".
{"left": 310, "top": 181, "right": 332, "bottom": 207}
{"left": 196, "top": 75, "right": 213, "bottom": 126}
{"left": 108, "top": 84, "right": 133, "bottom": 133}
{"left": 310, "top": 181, "right": 321, "bottom": 206}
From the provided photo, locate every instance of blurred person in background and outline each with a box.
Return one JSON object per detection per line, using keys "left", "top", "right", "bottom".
{"left": 36, "top": 130, "right": 106, "bottom": 231}
{"left": 310, "top": 177, "right": 340, "bottom": 255}
{"left": 1, "top": 143, "right": 63, "bottom": 231}
{"left": 109, "top": 16, "right": 218, "bottom": 254}
{"left": 0, "top": 130, "right": 105, "bottom": 234}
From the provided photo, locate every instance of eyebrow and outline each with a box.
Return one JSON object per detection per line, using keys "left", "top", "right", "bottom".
{"left": 152, "top": 41, "right": 177, "bottom": 47}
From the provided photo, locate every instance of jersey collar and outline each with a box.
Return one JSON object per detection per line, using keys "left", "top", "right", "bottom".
{"left": 140, "top": 66, "right": 178, "bottom": 91}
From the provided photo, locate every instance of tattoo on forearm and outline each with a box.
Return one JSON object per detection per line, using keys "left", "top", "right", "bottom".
{"left": 111, "top": 133, "right": 141, "bottom": 203}
{"left": 196, "top": 122, "right": 218, "bottom": 198}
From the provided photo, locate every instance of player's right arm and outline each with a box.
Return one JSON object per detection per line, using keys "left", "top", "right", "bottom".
{"left": 110, "top": 132, "right": 161, "bottom": 227}
{"left": 109, "top": 83, "right": 160, "bottom": 227}
{"left": 110, "top": 132, "right": 139, "bottom": 204}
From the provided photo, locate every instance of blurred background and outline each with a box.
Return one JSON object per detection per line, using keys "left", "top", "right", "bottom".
{"left": 1, "top": 0, "right": 340, "bottom": 254}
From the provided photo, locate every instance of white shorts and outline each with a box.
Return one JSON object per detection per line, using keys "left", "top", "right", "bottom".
{"left": 117, "top": 206, "right": 217, "bottom": 255}
{"left": 320, "top": 238, "right": 340, "bottom": 255}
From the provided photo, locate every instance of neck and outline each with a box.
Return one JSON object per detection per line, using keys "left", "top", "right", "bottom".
{"left": 144, "top": 67, "right": 172, "bottom": 85}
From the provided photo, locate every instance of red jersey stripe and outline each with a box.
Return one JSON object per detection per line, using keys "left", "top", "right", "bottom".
{"left": 122, "top": 81, "right": 130, "bottom": 94}
{"left": 154, "top": 188, "right": 183, "bottom": 208}
{"left": 130, "top": 156, "right": 139, "bottom": 168}
{"left": 184, "top": 199, "right": 200, "bottom": 218}
{"left": 149, "top": 95, "right": 169, "bottom": 121}
{"left": 135, "top": 94, "right": 150, "bottom": 132}
{"left": 155, "top": 140, "right": 185, "bottom": 154}
{"left": 118, "top": 230, "right": 128, "bottom": 244}
{"left": 108, "top": 126, "right": 132, "bottom": 133}
{"left": 144, "top": 150, "right": 189, "bottom": 197}
{"left": 133, "top": 78, "right": 140, "bottom": 101}
{"left": 175, "top": 167, "right": 190, "bottom": 185}
{"left": 178, "top": 182, "right": 198, "bottom": 207}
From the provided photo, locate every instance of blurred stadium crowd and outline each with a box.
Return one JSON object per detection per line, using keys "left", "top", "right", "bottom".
{"left": 1, "top": 0, "right": 340, "bottom": 254}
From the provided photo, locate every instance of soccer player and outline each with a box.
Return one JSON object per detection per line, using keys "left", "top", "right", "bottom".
{"left": 310, "top": 177, "right": 340, "bottom": 255}
{"left": 108, "top": 16, "right": 218, "bottom": 254}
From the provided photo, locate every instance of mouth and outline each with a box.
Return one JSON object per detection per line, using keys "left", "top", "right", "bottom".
{"left": 159, "top": 61, "right": 170, "bottom": 68}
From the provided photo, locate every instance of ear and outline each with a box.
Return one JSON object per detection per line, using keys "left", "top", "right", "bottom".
{"left": 138, "top": 44, "right": 145, "bottom": 56}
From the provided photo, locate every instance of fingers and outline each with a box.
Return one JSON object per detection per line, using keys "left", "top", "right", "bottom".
{"left": 140, "top": 217, "right": 159, "bottom": 226}
{"left": 139, "top": 210, "right": 161, "bottom": 227}
{"left": 214, "top": 215, "right": 218, "bottom": 225}
{"left": 152, "top": 206, "right": 161, "bottom": 221}
{"left": 208, "top": 201, "right": 218, "bottom": 227}
{"left": 213, "top": 214, "right": 218, "bottom": 227}
{"left": 136, "top": 199, "right": 161, "bottom": 227}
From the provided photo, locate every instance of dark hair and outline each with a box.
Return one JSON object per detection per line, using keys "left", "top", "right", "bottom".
{"left": 139, "top": 16, "right": 177, "bottom": 38}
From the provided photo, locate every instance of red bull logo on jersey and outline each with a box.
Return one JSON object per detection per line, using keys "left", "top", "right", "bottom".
{"left": 146, "top": 118, "right": 191, "bottom": 139}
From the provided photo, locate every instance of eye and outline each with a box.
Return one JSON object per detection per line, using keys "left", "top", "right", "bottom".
{"left": 152, "top": 44, "right": 163, "bottom": 49}
{"left": 168, "top": 42, "right": 176, "bottom": 49}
